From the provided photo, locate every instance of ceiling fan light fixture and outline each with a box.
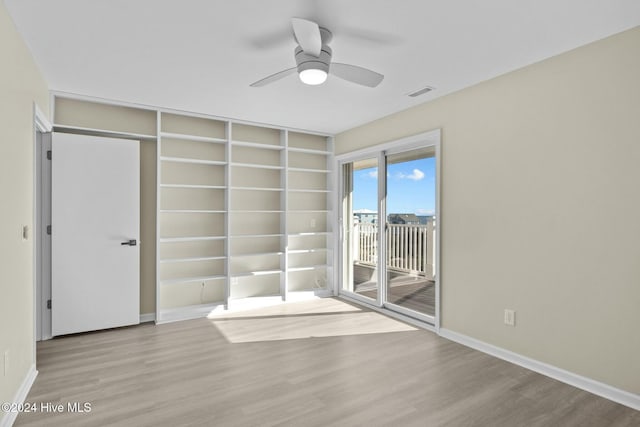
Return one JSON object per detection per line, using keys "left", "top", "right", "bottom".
{"left": 299, "top": 68, "right": 328, "bottom": 85}
{"left": 249, "top": 19, "right": 384, "bottom": 88}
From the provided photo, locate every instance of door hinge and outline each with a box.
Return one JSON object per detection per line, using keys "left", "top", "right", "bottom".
{"left": 46, "top": 150, "right": 52, "bottom": 160}
{"left": 46, "top": 225, "right": 52, "bottom": 235}
{"left": 47, "top": 299, "right": 51, "bottom": 309}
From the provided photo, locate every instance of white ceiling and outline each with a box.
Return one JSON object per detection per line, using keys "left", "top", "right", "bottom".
{"left": 6, "top": 0, "right": 640, "bottom": 134}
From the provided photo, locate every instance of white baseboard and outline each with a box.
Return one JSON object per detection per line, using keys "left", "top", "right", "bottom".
{"left": 439, "top": 328, "right": 640, "bottom": 411}
{"left": 338, "top": 293, "right": 437, "bottom": 332}
{"left": 157, "top": 302, "right": 226, "bottom": 324}
{"left": 0, "top": 364, "right": 38, "bottom": 427}
{"left": 139, "top": 313, "right": 155, "bottom": 323}
{"left": 157, "top": 294, "right": 333, "bottom": 324}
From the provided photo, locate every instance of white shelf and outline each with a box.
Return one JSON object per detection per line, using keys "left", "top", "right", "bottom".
{"left": 160, "top": 184, "right": 226, "bottom": 190}
{"left": 53, "top": 124, "right": 157, "bottom": 141}
{"left": 160, "top": 236, "right": 226, "bottom": 243}
{"left": 159, "top": 209, "right": 225, "bottom": 214}
{"left": 231, "top": 269, "right": 282, "bottom": 278}
{"left": 230, "top": 210, "right": 283, "bottom": 213}
{"left": 231, "top": 233, "right": 284, "bottom": 238}
{"left": 161, "top": 274, "right": 226, "bottom": 285}
{"left": 288, "top": 232, "right": 330, "bottom": 237}
{"left": 288, "top": 265, "right": 328, "bottom": 272}
{"left": 160, "top": 256, "right": 226, "bottom": 263}
{"left": 231, "top": 251, "right": 284, "bottom": 258}
{"left": 232, "top": 162, "right": 283, "bottom": 170}
{"left": 288, "top": 188, "right": 330, "bottom": 193}
{"left": 287, "top": 147, "right": 331, "bottom": 155}
{"left": 161, "top": 132, "right": 226, "bottom": 144}
{"left": 288, "top": 167, "right": 330, "bottom": 174}
{"left": 161, "top": 156, "right": 226, "bottom": 166}
{"left": 232, "top": 140, "right": 284, "bottom": 151}
{"left": 288, "top": 248, "right": 328, "bottom": 254}
{"left": 230, "top": 186, "right": 283, "bottom": 192}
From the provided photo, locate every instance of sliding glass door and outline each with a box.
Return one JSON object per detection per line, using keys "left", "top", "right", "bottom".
{"left": 383, "top": 147, "right": 436, "bottom": 317}
{"left": 341, "top": 157, "right": 380, "bottom": 303}
{"left": 339, "top": 136, "right": 439, "bottom": 324}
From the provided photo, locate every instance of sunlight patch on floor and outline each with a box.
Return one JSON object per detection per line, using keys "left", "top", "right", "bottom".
{"left": 209, "top": 300, "right": 418, "bottom": 343}
{"left": 206, "top": 296, "right": 363, "bottom": 319}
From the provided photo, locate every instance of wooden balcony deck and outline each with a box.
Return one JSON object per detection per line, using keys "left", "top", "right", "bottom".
{"left": 353, "top": 263, "right": 435, "bottom": 316}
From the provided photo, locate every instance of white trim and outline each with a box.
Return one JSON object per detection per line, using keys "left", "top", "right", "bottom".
{"left": 34, "top": 104, "right": 52, "bottom": 132}
{"left": 338, "top": 294, "right": 436, "bottom": 332}
{"left": 157, "top": 302, "right": 226, "bottom": 324}
{"left": 155, "top": 111, "right": 162, "bottom": 323}
{"left": 281, "top": 130, "right": 288, "bottom": 300}
{"left": 383, "top": 301, "right": 436, "bottom": 325}
{"left": 139, "top": 313, "right": 156, "bottom": 323}
{"left": 434, "top": 140, "right": 441, "bottom": 332}
{"left": 377, "top": 151, "right": 385, "bottom": 308}
{"left": 286, "top": 289, "right": 334, "bottom": 300}
{"left": 53, "top": 124, "right": 155, "bottom": 141}
{"left": 339, "top": 289, "right": 381, "bottom": 307}
{"left": 335, "top": 129, "right": 441, "bottom": 162}
{"left": 439, "top": 328, "right": 640, "bottom": 411}
{"left": 33, "top": 102, "right": 53, "bottom": 349}
{"left": 0, "top": 364, "right": 38, "bottom": 427}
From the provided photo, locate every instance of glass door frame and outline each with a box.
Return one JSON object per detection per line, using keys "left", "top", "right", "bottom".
{"left": 338, "top": 153, "right": 385, "bottom": 308}
{"left": 335, "top": 129, "right": 441, "bottom": 328}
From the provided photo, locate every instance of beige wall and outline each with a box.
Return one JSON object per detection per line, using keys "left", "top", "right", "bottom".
{"left": 336, "top": 27, "right": 640, "bottom": 394}
{"left": 0, "top": 1, "right": 50, "bottom": 407}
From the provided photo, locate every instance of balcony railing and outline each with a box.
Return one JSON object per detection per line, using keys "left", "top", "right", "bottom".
{"left": 353, "top": 220, "right": 435, "bottom": 278}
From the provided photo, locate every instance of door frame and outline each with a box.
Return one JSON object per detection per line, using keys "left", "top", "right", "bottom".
{"left": 33, "top": 104, "right": 52, "bottom": 343}
{"left": 338, "top": 154, "right": 384, "bottom": 307}
{"left": 335, "top": 129, "right": 441, "bottom": 330}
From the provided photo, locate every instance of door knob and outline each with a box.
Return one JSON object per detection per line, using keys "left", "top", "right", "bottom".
{"left": 121, "top": 239, "right": 137, "bottom": 246}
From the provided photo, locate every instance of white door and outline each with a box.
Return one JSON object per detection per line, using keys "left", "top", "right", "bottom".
{"left": 51, "top": 132, "right": 140, "bottom": 336}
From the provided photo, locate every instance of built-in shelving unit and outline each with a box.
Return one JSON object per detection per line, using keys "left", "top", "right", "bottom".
{"left": 286, "top": 132, "right": 334, "bottom": 296}
{"left": 157, "top": 113, "right": 228, "bottom": 321}
{"left": 52, "top": 93, "right": 334, "bottom": 324}
{"left": 228, "top": 124, "right": 285, "bottom": 303}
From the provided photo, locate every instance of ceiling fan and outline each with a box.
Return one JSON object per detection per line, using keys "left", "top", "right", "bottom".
{"left": 250, "top": 18, "right": 384, "bottom": 88}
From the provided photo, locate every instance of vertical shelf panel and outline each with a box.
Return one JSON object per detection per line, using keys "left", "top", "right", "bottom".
{"left": 157, "top": 112, "right": 229, "bottom": 321}
{"left": 227, "top": 125, "right": 286, "bottom": 306}
{"left": 286, "top": 132, "right": 334, "bottom": 296}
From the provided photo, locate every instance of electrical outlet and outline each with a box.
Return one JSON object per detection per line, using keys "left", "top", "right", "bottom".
{"left": 231, "top": 277, "right": 239, "bottom": 285}
{"left": 4, "top": 350, "right": 9, "bottom": 376}
{"left": 310, "top": 219, "right": 316, "bottom": 228}
{"left": 504, "top": 309, "right": 516, "bottom": 326}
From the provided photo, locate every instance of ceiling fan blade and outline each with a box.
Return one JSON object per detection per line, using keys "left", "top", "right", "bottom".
{"left": 331, "top": 63, "right": 384, "bottom": 88}
{"left": 250, "top": 67, "right": 297, "bottom": 87}
{"left": 291, "top": 18, "right": 322, "bottom": 57}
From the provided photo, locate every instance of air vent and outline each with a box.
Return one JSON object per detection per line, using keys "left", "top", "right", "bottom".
{"left": 408, "top": 86, "right": 435, "bottom": 97}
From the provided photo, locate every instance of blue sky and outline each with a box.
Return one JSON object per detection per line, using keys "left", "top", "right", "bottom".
{"left": 353, "top": 157, "right": 435, "bottom": 215}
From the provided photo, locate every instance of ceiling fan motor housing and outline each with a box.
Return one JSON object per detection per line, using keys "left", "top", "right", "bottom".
{"left": 295, "top": 45, "right": 332, "bottom": 75}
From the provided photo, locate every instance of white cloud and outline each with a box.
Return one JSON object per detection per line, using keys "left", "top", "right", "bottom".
{"left": 396, "top": 169, "right": 425, "bottom": 181}
{"left": 367, "top": 170, "right": 378, "bottom": 178}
